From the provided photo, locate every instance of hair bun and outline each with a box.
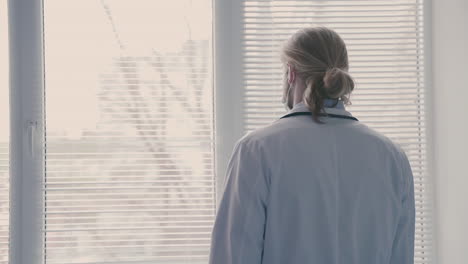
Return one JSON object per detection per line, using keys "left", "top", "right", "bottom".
{"left": 322, "top": 67, "right": 354, "bottom": 99}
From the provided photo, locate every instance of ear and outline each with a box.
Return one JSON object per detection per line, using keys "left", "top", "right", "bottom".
{"left": 288, "top": 64, "right": 295, "bottom": 84}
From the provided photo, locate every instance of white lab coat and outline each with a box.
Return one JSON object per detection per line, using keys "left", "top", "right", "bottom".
{"left": 209, "top": 100, "right": 415, "bottom": 264}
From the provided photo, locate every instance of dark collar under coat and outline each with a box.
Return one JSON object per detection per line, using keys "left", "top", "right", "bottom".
{"left": 279, "top": 100, "right": 356, "bottom": 120}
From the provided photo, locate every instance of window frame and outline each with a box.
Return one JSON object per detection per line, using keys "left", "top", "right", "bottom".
{"left": 422, "top": 0, "right": 437, "bottom": 263}
{"left": 213, "top": 0, "right": 245, "bottom": 204}
{"left": 8, "top": 0, "right": 45, "bottom": 263}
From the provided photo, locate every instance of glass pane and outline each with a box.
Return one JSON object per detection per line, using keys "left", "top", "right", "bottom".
{"left": 0, "top": 0, "right": 9, "bottom": 263}
{"left": 43, "top": 1, "right": 213, "bottom": 263}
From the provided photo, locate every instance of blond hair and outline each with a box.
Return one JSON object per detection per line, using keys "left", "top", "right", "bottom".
{"left": 281, "top": 27, "right": 354, "bottom": 123}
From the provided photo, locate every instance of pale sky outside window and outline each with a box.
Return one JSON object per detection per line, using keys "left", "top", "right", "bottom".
{"left": 0, "top": 0, "right": 8, "bottom": 140}
{"left": 45, "top": 0, "right": 212, "bottom": 137}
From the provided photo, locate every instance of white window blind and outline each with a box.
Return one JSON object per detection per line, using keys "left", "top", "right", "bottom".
{"left": 43, "top": 1, "right": 214, "bottom": 263}
{"left": 0, "top": 1, "right": 9, "bottom": 263}
{"left": 241, "top": 1, "right": 432, "bottom": 264}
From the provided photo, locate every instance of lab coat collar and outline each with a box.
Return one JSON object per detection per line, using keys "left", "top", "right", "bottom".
{"left": 280, "top": 100, "right": 356, "bottom": 119}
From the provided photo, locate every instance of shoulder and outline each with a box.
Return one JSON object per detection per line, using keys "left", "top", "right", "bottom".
{"left": 234, "top": 121, "right": 285, "bottom": 150}
{"left": 355, "top": 122, "right": 407, "bottom": 155}
{"left": 228, "top": 122, "right": 285, "bottom": 168}
{"left": 354, "top": 123, "right": 412, "bottom": 194}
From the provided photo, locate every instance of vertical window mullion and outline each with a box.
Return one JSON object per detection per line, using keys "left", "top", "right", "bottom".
{"left": 8, "top": 0, "right": 45, "bottom": 263}
{"left": 214, "top": 0, "right": 245, "bottom": 205}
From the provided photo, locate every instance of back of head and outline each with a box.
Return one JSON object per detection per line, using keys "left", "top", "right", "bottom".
{"left": 281, "top": 27, "right": 355, "bottom": 123}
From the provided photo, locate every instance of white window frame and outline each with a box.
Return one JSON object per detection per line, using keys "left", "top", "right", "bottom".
{"left": 423, "top": 1, "right": 437, "bottom": 263}
{"left": 9, "top": 0, "right": 45, "bottom": 263}
{"left": 213, "top": 0, "right": 245, "bottom": 204}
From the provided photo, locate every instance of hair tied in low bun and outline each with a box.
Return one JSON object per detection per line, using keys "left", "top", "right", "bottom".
{"left": 323, "top": 67, "right": 341, "bottom": 89}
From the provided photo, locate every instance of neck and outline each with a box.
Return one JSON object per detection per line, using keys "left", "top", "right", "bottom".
{"left": 292, "top": 78, "right": 307, "bottom": 105}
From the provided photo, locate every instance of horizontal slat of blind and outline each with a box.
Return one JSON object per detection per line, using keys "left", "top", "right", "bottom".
{"left": 241, "top": 1, "right": 431, "bottom": 264}
{"left": 43, "top": 1, "right": 214, "bottom": 263}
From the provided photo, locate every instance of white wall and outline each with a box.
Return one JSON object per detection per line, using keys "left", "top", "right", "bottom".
{"left": 431, "top": 0, "right": 468, "bottom": 263}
